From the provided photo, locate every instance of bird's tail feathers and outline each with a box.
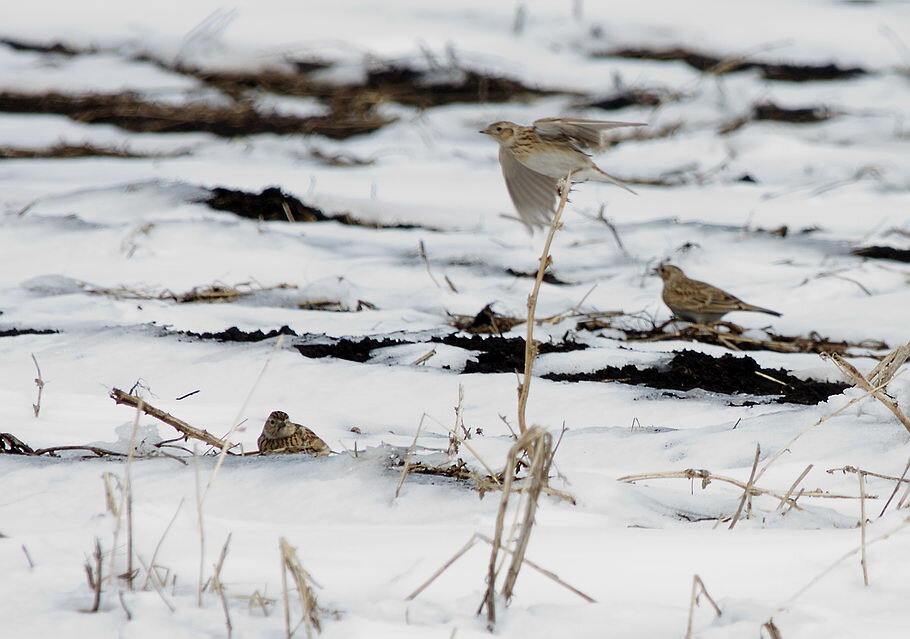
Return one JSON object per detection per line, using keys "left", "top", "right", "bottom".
{"left": 586, "top": 167, "right": 637, "bottom": 195}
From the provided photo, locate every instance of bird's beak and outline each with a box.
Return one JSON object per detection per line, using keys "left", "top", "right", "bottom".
{"left": 479, "top": 129, "right": 489, "bottom": 135}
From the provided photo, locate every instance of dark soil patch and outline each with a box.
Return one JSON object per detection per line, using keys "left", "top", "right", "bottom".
{"left": 201, "top": 185, "right": 423, "bottom": 229}
{"left": 505, "top": 268, "right": 572, "bottom": 286}
{"left": 542, "top": 350, "right": 846, "bottom": 405}
{"left": 292, "top": 332, "right": 587, "bottom": 369}
{"left": 190, "top": 63, "right": 553, "bottom": 109}
{"left": 580, "top": 88, "right": 668, "bottom": 111}
{"left": 753, "top": 102, "right": 833, "bottom": 123}
{"left": 434, "top": 334, "right": 588, "bottom": 375}
{"left": 0, "top": 328, "right": 59, "bottom": 337}
{"left": 181, "top": 325, "right": 298, "bottom": 343}
{"left": 206, "top": 186, "right": 329, "bottom": 222}
{"left": 598, "top": 47, "right": 865, "bottom": 81}
{"left": 0, "top": 91, "right": 391, "bottom": 139}
{"left": 296, "top": 336, "right": 410, "bottom": 363}
{"left": 852, "top": 246, "right": 910, "bottom": 263}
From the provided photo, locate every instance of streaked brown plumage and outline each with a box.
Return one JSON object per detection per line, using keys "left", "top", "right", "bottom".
{"left": 656, "top": 264, "right": 782, "bottom": 324}
{"left": 480, "top": 117, "right": 645, "bottom": 229}
{"left": 257, "top": 410, "right": 330, "bottom": 456}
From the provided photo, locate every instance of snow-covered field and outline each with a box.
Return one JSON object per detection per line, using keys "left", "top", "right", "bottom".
{"left": 2, "top": 1, "right": 910, "bottom": 637}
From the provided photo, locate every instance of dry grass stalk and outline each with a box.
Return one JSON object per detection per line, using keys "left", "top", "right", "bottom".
{"left": 102, "top": 472, "right": 122, "bottom": 516}
{"left": 83, "top": 537, "right": 103, "bottom": 613}
{"left": 618, "top": 468, "right": 869, "bottom": 506}
{"left": 279, "top": 537, "right": 326, "bottom": 639}
{"left": 879, "top": 457, "right": 910, "bottom": 516}
{"left": 827, "top": 346, "right": 910, "bottom": 435}
{"left": 395, "top": 414, "right": 428, "bottom": 498}
{"left": 110, "top": 388, "right": 235, "bottom": 451}
{"left": 122, "top": 403, "right": 143, "bottom": 591}
{"left": 21, "top": 544, "right": 34, "bottom": 569}
{"left": 685, "top": 575, "right": 721, "bottom": 639}
{"left": 118, "top": 591, "right": 133, "bottom": 620}
{"left": 789, "top": 512, "right": 910, "bottom": 603}
{"left": 777, "top": 464, "right": 813, "bottom": 512}
{"left": 754, "top": 378, "right": 894, "bottom": 483}
{"left": 213, "top": 534, "right": 234, "bottom": 638}
{"left": 898, "top": 481, "right": 910, "bottom": 510}
{"left": 82, "top": 280, "right": 295, "bottom": 304}
{"left": 517, "top": 173, "right": 574, "bottom": 434}
{"left": 728, "top": 445, "right": 761, "bottom": 529}
{"left": 418, "top": 240, "right": 442, "bottom": 289}
{"left": 193, "top": 449, "right": 206, "bottom": 608}
{"left": 480, "top": 427, "right": 553, "bottom": 629}
{"left": 135, "top": 554, "right": 176, "bottom": 612}
{"left": 858, "top": 471, "right": 869, "bottom": 586}
{"left": 30, "top": 353, "right": 45, "bottom": 417}
{"left": 409, "top": 349, "right": 437, "bottom": 366}
{"left": 622, "top": 322, "right": 883, "bottom": 357}
{"left": 404, "top": 532, "right": 594, "bottom": 604}
{"left": 761, "top": 618, "right": 783, "bottom": 639}
{"left": 140, "top": 497, "right": 184, "bottom": 591}
{"left": 447, "top": 385, "right": 467, "bottom": 457}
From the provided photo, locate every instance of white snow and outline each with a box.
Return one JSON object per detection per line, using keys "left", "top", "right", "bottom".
{"left": 1, "top": 2, "right": 910, "bottom": 638}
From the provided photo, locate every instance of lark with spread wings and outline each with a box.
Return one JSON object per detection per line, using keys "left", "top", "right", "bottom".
{"left": 480, "top": 117, "right": 645, "bottom": 229}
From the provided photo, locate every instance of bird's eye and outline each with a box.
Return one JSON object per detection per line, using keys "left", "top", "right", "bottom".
{"left": 495, "top": 126, "right": 502, "bottom": 132}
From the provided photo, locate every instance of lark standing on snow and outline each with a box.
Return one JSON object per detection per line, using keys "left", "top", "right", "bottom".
{"left": 480, "top": 117, "right": 645, "bottom": 229}
{"left": 655, "top": 264, "right": 782, "bottom": 324}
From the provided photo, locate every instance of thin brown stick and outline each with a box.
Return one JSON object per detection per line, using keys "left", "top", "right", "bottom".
{"left": 22, "top": 544, "right": 35, "bottom": 569}
{"left": 405, "top": 535, "right": 481, "bottom": 601}
{"left": 124, "top": 402, "right": 142, "bottom": 591}
{"left": 395, "top": 414, "right": 427, "bottom": 498}
{"left": 409, "top": 349, "right": 436, "bottom": 366}
{"left": 501, "top": 431, "right": 552, "bottom": 601}
{"left": 685, "top": 575, "right": 722, "bottom": 639}
{"left": 213, "top": 534, "right": 234, "bottom": 638}
{"left": 135, "top": 554, "right": 176, "bottom": 612}
{"left": 418, "top": 240, "right": 442, "bottom": 288}
{"left": 30, "top": 353, "right": 45, "bottom": 417}
{"left": 405, "top": 532, "right": 595, "bottom": 604}
{"left": 34, "top": 445, "right": 128, "bottom": 458}
{"left": 517, "top": 172, "right": 574, "bottom": 434}
{"left": 194, "top": 449, "right": 206, "bottom": 608}
{"left": 476, "top": 533, "right": 595, "bottom": 603}
{"left": 142, "top": 498, "right": 185, "bottom": 590}
{"left": 777, "top": 464, "right": 813, "bottom": 512}
{"left": 789, "top": 514, "right": 910, "bottom": 602}
{"left": 118, "top": 591, "right": 133, "bottom": 620}
{"left": 110, "top": 388, "right": 234, "bottom": 450}
{"left": 83, "top": 537, "right": 103, "bottom": 613}
{"left": 755, "top": 379, "right": 892, "bottom": 483}
{"left": 728, "top": 445, "right": 761, "bottom": 529}
{"left": 880, "top": 457, "right": 910, "bottom": 517}
{"left": 859, "top": 471, "right": 869, "bottom": 586}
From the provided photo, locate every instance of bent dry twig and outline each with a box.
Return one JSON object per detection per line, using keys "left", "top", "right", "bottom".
{"left": 110, "top": 388, "right": 235, "bottom": 451}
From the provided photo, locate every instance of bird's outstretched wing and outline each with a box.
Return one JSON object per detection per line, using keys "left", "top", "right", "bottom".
{"left": 532, "top": 118, "right": 646, "bottom": 151}
{"left": 499, "top": 146, "right": 559, "bottom": 229}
